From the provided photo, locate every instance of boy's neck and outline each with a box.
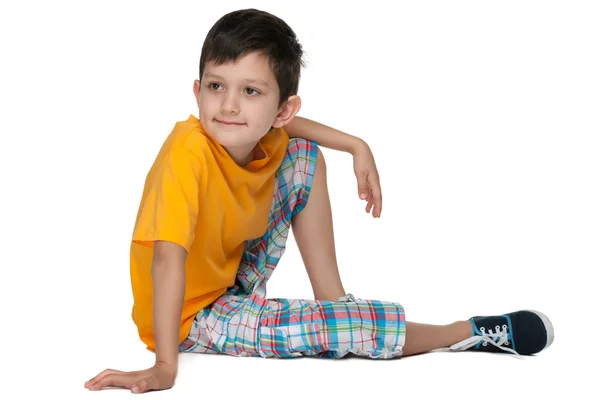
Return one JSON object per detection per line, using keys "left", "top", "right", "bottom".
{"left": 224, "top": 142, "right": 265, "bottom": 166}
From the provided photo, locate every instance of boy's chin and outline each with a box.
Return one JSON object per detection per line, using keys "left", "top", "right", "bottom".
{"left": 213, "top": 135, "right": 255, "bottom": 149}
{"left": 210, "top": 130, "right": 259, "bottom": 147}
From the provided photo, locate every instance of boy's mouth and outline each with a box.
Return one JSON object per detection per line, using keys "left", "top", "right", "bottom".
{"left": 215, "top": 119, "right": 245, "bottom": 126}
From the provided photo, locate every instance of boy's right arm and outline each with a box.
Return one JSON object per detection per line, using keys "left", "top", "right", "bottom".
{"left": 85, "top": 240, "right": 187, "bottom": 394}
{"left": 152, "top": 240, "right": 187, "bottom": 368}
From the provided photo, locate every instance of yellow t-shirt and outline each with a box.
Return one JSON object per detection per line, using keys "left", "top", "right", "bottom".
{"left": 130, "top": 114, "right": 289, "bottom": 351}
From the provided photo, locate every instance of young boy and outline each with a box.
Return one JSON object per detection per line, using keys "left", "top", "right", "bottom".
{"left": 85, "top": 8, "right": 554, "bottom": 394}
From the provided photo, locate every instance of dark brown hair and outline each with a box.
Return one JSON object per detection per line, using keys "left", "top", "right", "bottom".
{"left": 199, "top": 8, "right": 305, "bottom": 106}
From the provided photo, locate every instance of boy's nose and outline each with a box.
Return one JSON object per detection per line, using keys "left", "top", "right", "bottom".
{"left": 221, "top": 94, "right": 240, "bottom": 114}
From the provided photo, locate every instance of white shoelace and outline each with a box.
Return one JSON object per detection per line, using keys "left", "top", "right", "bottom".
{"left": 450, "top": 324, "right": 525, "bottom": 359}
{"left": 337, "top": 293, "right": 358, "bottom": 302}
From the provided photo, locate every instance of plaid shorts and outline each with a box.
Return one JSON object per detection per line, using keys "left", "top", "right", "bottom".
{"left": 179, "top": 138, "right": 406, "bottom": 359}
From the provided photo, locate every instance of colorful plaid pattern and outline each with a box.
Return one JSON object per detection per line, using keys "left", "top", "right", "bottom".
{"left": 179, "top": 138, "right": 406, "bottom": 359}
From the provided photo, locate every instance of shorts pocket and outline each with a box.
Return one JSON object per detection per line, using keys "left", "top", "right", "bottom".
{"left": 257, "top": 323, "right": 325, "bottom": 358}
{"left": 257, "top": 326, "right": 301, "bottom": 358}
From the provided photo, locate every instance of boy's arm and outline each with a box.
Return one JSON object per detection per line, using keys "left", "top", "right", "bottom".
{"left": 285, "top": 116, "right": 364, "bottom": 155}
{"left": 152, "top": 240, "right": 187, "bottom": 369}
{"left": 85, "top": 240, "right": 186, "bottom": 394}
{"left": 285, "top": 116, "right": 383, "bottom": 218}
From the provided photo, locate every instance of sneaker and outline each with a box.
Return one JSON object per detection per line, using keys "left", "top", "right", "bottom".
{"left": 449, "top": 310, "right": 554, "bottom": 357}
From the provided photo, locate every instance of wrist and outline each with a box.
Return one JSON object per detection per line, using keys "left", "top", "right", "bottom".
{"left": 155, "top": 360, "right": 178, "bottom": 374}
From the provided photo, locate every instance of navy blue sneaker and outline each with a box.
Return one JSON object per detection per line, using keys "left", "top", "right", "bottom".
{"left": 449, "top": 310, "right": 554, "bottom": 357}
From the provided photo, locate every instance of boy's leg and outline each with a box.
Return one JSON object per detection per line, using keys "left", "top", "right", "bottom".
{"left": 247, "top": 139, "right": 406, "bottom": 359}
{"left": 403, "top": 321, "right": 472, "bottom": 356}
{"left": 286, "top": 142, "right": 554, "bottom": 358}
{"left": 288, "top": 143, "right": 471, "bottom": 357}
{"left": 291, "top": 148, "right": 346, "bottom": 301}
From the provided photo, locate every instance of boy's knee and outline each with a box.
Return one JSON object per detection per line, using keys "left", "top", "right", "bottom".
{"left": 288, "top": 137, "right": 313, "bottom": 148}
{"left": 287, "top": 137, "right": 319, "bottom": 164}
{"left": 284, "top": 136, "right": 319, "bottom": 186}
{"left": 281, "top": 138, "right": 319, "bottom": 217}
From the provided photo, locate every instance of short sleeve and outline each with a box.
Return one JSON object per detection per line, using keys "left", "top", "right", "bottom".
{"left": 132, "top": 148, "right": 202, "bottom": 252}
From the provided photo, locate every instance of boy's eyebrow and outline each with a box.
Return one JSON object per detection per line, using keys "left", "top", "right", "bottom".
{"left": 204, "top": 72, "right": 270, "bottom": 88}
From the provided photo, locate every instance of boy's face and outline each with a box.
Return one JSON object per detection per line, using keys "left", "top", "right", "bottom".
{"left": 193, "top": 51, "right": 300, "bottom": 162}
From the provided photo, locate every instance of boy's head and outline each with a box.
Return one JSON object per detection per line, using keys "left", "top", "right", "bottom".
{"left": 193, "top": 9, "right": 305, "bottom": 155}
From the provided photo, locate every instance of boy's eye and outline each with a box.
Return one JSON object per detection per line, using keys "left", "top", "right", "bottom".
{"left": 244, "top": 88, "right": 260, "bottom": 96}
{"left": 208, "top": 82, "right": 222, "bottom": 90}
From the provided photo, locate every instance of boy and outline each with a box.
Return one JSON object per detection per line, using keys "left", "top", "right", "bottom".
{"left": 85, "top": 8, "right": 554, "bottom": 394}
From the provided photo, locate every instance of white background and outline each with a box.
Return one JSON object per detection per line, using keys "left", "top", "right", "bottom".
{"left": 1, "top": 0, "right": 598, "bottom": 398}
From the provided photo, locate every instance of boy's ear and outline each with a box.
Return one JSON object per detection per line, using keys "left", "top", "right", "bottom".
{"left": 193, "top": 79, "right": 201, "bottom": 105}
{"left": 272, "top": 95, "right": 301, "bottom": 128}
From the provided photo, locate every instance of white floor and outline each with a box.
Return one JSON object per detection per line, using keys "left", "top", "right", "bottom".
{"left": 12, "top": 305, "right": 593, "bottom": 399}
{"left": 55, "top": 338, "right": 590, "bottom": 399}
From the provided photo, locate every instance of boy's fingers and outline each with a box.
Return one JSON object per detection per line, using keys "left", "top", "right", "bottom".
{"left": 90, "top": 372, "right": 135, "bottom": 391}
{"left": 369, "top": 177, "right": 383, "bottom": 218}
{"left": 358, "top": 174, "right": 369, "bottom": 199}
{"left": 89, "top": 373, "right": 119, "bottom": 390}
{"left": 365, "top": 192, "right": 374, "bottom": 213}
{"left": 373, "top": 201, "right": 382, "bottom": 217}
{"left": 359, "top": 187, "right": 368, "bottom": 199}
{"left": 373, "top": 192, "right": 382, "bottom": 217}
{"left": 86, "top": 369, "right": 119, "bottom": 387}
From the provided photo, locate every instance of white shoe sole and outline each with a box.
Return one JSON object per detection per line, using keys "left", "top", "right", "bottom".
{"left": 525, "top": 309, "right": 555, "bottom": 350}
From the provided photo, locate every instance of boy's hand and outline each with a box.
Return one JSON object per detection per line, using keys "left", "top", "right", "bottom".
{"left": 84, "top": 361, "right": 176, "bottom": 394}
{"left": 353, "top": 140, "right": 382, "bottom": 218}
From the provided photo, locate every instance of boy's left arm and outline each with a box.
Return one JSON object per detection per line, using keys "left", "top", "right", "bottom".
{"left": 285, "top": 116, "right": 382, "bottom": 218}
